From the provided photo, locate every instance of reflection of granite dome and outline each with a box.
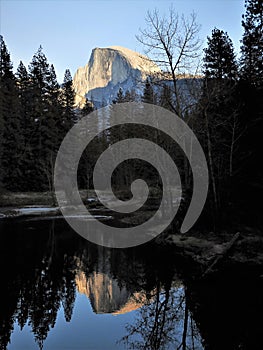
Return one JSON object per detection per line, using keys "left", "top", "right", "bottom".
{"left": 73, "top": 46, "right": 160, "bottom": 108}
{"left": 112, "top": 292, "right": 147, "bottom": 315}
{"left": 75, "top": 271, "right": 144, "bottom": 314}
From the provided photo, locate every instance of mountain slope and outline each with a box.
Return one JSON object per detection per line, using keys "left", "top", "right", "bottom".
{"left": 73, "top": 46, "right": 160, "bottom": 107}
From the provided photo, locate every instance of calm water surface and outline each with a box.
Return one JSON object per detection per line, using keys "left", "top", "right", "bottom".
{"left": 0, "top": 218, "right": 263, "bottom": 350}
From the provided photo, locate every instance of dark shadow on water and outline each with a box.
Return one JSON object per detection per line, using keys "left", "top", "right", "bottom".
{"left": 0, "top": 218, "right": 263, "bottom": 349}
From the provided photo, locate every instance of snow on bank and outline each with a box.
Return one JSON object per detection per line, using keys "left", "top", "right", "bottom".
{"left": 0, "top": 206, "right": 112, "bottom": 221}
{"left": 25, "top": 214, "right": 112, "bottom": 222}
{"left": 18, "top": 207, "right": 59, "bottom": 215}
{"left": 0, "top": 206, "right": 60, "bottom": 219}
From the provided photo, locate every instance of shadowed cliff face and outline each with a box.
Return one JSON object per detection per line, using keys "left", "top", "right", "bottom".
{"left": 73, "top": 46, "right": 160, "bottom": 107}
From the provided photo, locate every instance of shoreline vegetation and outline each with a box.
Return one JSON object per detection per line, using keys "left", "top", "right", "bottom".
{"left": 1, "top": 1, "right": 263, "bottom": 238}
{"left": 1, "top": 190, "right": 263, "bottom": 276}
{"left": 0, "top": 0, "right": 262, "bottom": 284}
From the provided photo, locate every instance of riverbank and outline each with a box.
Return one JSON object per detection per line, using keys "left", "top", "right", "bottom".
{"left": 1, "top": 191, "right": 263, "bottom": 275}
{"left": 0, "top": 190, "right": 96, "bottom": 207}
{"left": 0, "top": 191, "right": 55, "bottom": 207}
{"left": 156, "top": 228, "right": 263, "bottom": 278}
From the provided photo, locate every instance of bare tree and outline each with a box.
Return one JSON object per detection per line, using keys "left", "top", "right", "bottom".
{"left": 136, "top": 6, "right": 201, "bottom": 116}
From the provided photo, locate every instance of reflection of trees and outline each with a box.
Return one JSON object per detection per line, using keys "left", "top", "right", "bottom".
{"left": 0, "top": 219, "right": 204, "bottom": 350}
{"left": 119, "top": 282, "right": 203, "bottom": 350}
{"left": 1, "top": 218, "right": 263, "bottom": 350}
{"left": 0, "top": 220, "right": 83, "bottom": 350}
{"left": 187, "top": 272, "right": 263, "bottom": 350}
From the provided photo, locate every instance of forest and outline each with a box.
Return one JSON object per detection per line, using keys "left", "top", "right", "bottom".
{"left": 0, "top": 0, "right": 262, "bottom": 231}
{"left": 1, "top": 1, "right": 263, "bottom": 349}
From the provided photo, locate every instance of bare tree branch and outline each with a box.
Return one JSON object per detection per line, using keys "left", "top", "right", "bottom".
{"left": 136, "top": 6, "right": 201, "bottom": 117}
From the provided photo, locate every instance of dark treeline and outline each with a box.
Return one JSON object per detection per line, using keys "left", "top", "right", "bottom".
{"left": 191, "top": 0, "right": 263, "bottom": 229}
{"left": 0, "top": 42, "right": 76, "bottom": 192}
{"left": 0, "top": 36, "right": 176, "bottom": 194}
{"left": 1, "top": 0, "right": 263, "bottom": 230}
{"left": 135, "top": 0, "right": 262, "bottom": 230}
{"left": 111, "top": 0, "right": 263, "bottom": 230}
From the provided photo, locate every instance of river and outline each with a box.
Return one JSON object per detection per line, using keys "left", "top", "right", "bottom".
{"left": 0, "top": 217, "right": 263, "bottom": 349}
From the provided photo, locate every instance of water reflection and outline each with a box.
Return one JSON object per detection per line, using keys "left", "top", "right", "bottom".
{"left": 0, "top": 218, "right": 263, "bottom": 349}
{"left": 119, "top": 286, "right": 203, "bottom": 350}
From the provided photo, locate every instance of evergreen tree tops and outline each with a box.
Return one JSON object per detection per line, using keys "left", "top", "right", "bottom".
{"left": 0, "top": 36, "right": 76, "bottom": 191}
{"left": 112, "top": 87, "right": 137, "bottom": 104}
{"left": 203, "top": 28, "right": 238, "bottom": 80}
{"left": 0, "top": 35, "right": 23, "bottom": 189}
{"left": 240, "top": 0, "right": 263, "bottom": 85}
{"left": 0, "top": 35, "right": 14, "bottom": 80}
{"left": 142, "top": 77, "right": 156, "bottom": 104}
{"left": 61, "top": 69, "right": 76, "bottom": 126}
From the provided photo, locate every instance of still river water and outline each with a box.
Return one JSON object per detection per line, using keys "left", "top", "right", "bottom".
{"left": 0, "top": 217, "right": 263, "bottom": 350}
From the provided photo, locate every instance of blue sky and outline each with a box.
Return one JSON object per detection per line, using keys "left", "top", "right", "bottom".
{"left": 1, "top": 0, "right": 244, "bottom": 82}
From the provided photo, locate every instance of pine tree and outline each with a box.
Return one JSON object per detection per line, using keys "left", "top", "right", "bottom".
{"left": 124, "top": 89, "right": 137, "bottom": 102}
{"left": 0, "top": 35, "right": 8, "bottom": 188}
{"left": 42, "top": 64, "right": 64, "bottom": 193}
{"left": 28, "top": 46, "right": 50, "bottom": 155}
{"left": 27, "top": 46, "right": 56, "bottom": 190}
{"left": 16, "top": 61, "right": 31, "bottom": 132}
{"left": 81, "top": 97, "right": 94, "bottom": 118}
{"left": 193, "top": 29, "right": 244, "bottom": 224}
{"left": 46, "top": 64, "right": 61, "bottom": 148}
{"left": 238, "top": 0, "right": 263, "bottom": 214}
{"left": 16, "top": 61, "right": 34, "bottom": 189}
{"left": 203, "top": 28, "right": 238, "bottom": 79}
{"left": 78, "top": 96, "right": 96, "bottom": 189}
{"left": 142, "top": 78, "right": 155, "bottom": 104}
{"left": 113, "top": 87, "right": 125, "bottom": 104}
{"left": 0, "top": 36, "right": 24, "bottom": 190}
{"left": 240, "top": 0, "right": 263, "bottom": 85}
{"left": 61, "top": 69, "right": 75, "bottom": 128}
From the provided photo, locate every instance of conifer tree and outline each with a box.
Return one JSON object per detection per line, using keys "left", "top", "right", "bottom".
{"left": 61, "top": 69, "right": 75, "bottom": 127}
{"left": 203, "top": 28, "right": 238, "bottom": 79}
{"left": 142, "top": 78, "right": 155, "bottom": 104}
{"left": 124, "top": 89, "right": 136, "bottom": 102}
{"left": 42, "top": 64, "right": 63, "bottom": 193}
{"left": 28, "top": 46, "right": 50, "bottom": 155}
{"left": 78, "top": 97, "right": 96, "bottom": 189}
{"left": 81, "top": 97, "right": 94, "bottom": 118}
{"left": 113, "top": 87, "right": 125, "bottom": 104}
{"left": 238, "top": 0, "right": 263, "bottom": 212}
{"left": 193, "top": 28, "right": 243, "bottom": 223}
{"left": 240, "top": 0, "right": 263, "bottom": 85}
{"left": 28, "top": 46, "right": 55, "bottom": 190}
{"left": 16, "top": 61, "right": 34, "bottom": 189}
{"left": 125, "top": 89, "right": 132, "bottom": 102}
{"left": 0, "top": 36, "right": 24, "bottom": 190}
{"left": 46, "top": 64, "right": 61, "bottom": 148}
{"left": 16, "top": 61, "right": 31, "bottom": 132}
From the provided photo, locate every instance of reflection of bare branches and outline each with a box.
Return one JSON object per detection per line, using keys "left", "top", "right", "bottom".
{"left": 118, "top": 284, "right": 203, "bottom": 350}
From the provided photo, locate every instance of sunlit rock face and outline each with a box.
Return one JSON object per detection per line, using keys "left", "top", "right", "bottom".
{"left": 73, "top": 46, "right": 161, "bottom": 108}
{"left": 87, "top": 271, "right": 129, "bottom": 314}
{"left": 76, "top": 270, "right": 145, "bottom": 314}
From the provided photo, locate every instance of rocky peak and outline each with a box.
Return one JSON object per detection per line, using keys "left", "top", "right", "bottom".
{"left": 73, "top": 46, "right": 160, "bottom": 108}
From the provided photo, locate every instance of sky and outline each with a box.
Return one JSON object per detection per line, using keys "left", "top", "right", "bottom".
{"left": 1, "top": 0, "right": 244, "bottom": 82}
